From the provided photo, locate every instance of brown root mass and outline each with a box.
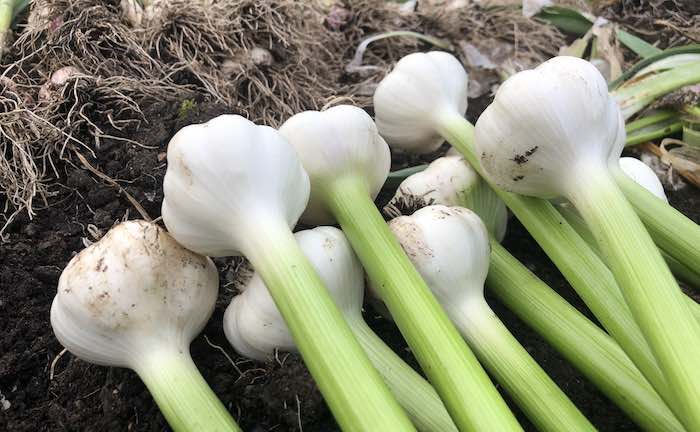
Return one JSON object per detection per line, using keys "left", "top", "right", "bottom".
{"left": 140, "top": 0, "right": 346, "bottom": 125}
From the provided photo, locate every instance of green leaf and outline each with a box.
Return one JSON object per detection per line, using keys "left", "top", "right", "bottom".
{"left": 384, "top": 164, "right": 427, "bottom": 190}
{"left": 616, "top": 30, "right": 662, "bottom": 59}
{"left": 536, "top": 6, "right": 593, "bottom": 36}
{"left": 609, "top": 44, "right": 700, "bottom": 90}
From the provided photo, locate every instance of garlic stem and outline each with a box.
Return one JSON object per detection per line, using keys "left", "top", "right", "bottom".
{"left": 135, "top": 349, "right": 240, "bottom": 432}
{"left": 244, "top": 221, "right": 415, "bottom": 432}
{"left": 437, "top": 114, "right": 678, "bottom": 416}
{"left": 612, "top": 167, "right": 700, "bottom": 278}
{"left": 0, "top": 0, "right": 13, "bottom": 61}
{"left": 487, "top": 240, "right": 683, "bottom": 432}
{"left": 325, "top": 175, "right": 522, "bottom": 432}
{"left": 345, "top": 316, "right": 458, "bottom": 432}
{"left": 558, "top": 203, "right": 700, "bottom": 293}
{"left": 567, "top": 168, "right": 700, "bottom": 430}
{"left": 613, "top": 61, "right": 700, "bottom": 119}
{"left": 447, "top": 297, "right": 596, "bottom": 432}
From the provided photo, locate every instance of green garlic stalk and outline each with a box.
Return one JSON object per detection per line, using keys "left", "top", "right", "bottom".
{"left": 373, "top": 51, "right": 690, "bottom": 427}
{"left": 279, "top": 105, "right": 522, "bottom": 432}
{"left": 161, "top": 114, "right": 414, "bottom": 432}
{"left": 475, "top": 56, "right": 700, "bottom": 430}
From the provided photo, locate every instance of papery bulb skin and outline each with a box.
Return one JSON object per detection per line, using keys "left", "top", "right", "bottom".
{"left": 278, "top": 105, "right": 391, "bottom": 225}
{"left": 224, "top": 227, "right": 365, "bottom": 359}
{"left": 374, "top": 51, "right": 469, "bottom": 154}
{"left": 161, "top": 115, "right": 310, "bottom": 257}
{"left": 618, "top": 157, "right": 668, "bottom": 202}
{"left": 223, "top": 274, "right": 295, "bottom": 361}
{"left": 388, "top": 156, "right": 508, "bottom": 241}
{"left": 475, "top": 56, "right": 626, "bottom": 199}
{"left": 388, "top": 206, "right": 490, "bottom": 309}
{"left": 50, "top": 221, "right": 218, "bottom": 368}
{"left": 392, "top": 156, "right": 479, "bottom": 208}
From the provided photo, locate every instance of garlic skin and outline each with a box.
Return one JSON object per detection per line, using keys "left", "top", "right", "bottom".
{"left": 162, "top": 115, "right": 310, "bottom": 257}
{"left": 392, "top": 156, "right": 478, "bottom": 208}
{"left": 51, "top": 220, "right": 218, "bottom": 368}
{"left": 387, "top": 155, "right": 508, "bottom": 241}
{"left": 388, "top": 206, "right": 490, "bottom": 309}
{"left": 373, "top": 51, "right": 468, "bottom": 154}
{"left": 618, "top": 157, "right": 668, "bottom": 202}
{"left": 224, "top": 226, "right": 364, "bottom": 360}
{"left": 475, "top": 56, "right": 626, "bottom": 199}
{"left": 278, "top": 105, "right": 390, "bottom": 225}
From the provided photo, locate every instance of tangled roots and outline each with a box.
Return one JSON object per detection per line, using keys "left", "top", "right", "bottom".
{"left": 140, "top": 0, "right": 346, "bottom": 126}
{"left": 14, "top": 0, "right": 164, "bottom": 79}
{"left": 0, "top": 76, "right": 55, "bottom": 234}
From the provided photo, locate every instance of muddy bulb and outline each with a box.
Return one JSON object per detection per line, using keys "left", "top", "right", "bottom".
{"left": 39, "top": 66, "right": 83, "bottom": 103}
{"left": 161, "top": 114, "right": 310, "bottom": 257}
{"left": 388, "top": 155, "right": 508, "bottom": 241}
{"left": 224, "top": 226, "right": 364, "bottom": 360}
{"left": 374, "top": 51, "right": 468, "bottom": 154}
{"left": 475, "top": 56, "right": 625, "bottom": 199}
{"left": 618, "top": 157, "right": 668, "bottom": 202}
{"left": 278, "top": 105, "right": 390, "bottom": 225}
{"left": 250, "top": 47, "right": 273, "bottom": 66}
{"left": 120, "top": 0, "right": 144, "bottom": 27}
{"left": 50, "top": 220, "right": 218, "bottom": 368}
{"left": 391, "top": 156, "right": 478, "bottom": 209}
{"left": 387, "top": 205, "right": 490, "bottom": 310}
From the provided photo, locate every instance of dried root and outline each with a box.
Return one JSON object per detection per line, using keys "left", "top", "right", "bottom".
{"left": 13, "top": 0, "right": 164, "bottom": 79}
{"left": 0, "top": 75, "right": 54, "bottom": 235}
{"left": 139, "top": 0, "right": 346, "bottom": 126}
{"left": 40, "top": 73, "right": 188, "bottom": 151}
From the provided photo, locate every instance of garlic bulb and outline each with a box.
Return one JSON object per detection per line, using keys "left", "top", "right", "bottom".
{"left": 374, "top": 51, "right": 468, "bottom": 154}
{"left": 51, "top": 220, "right": 239, "bottom": 432}
{"left": 161, "top": 114, "right": 413, "bottom": 431}
{"left": 387, "top": 155, "right": 507, "bottom": 241}
{"left": 162, "top": 114, "right": 309, "bottom": 257}
{"left": 618, "top": 157, "right": 667, "bottom": 202}
{"left": 278, "top": 105, "right": 390, "bottom": 225}
{"left": 388, "top": 206, "right": 595, "bottom": 432}
{"left": 51, "top": 220, "right": 217, "bottom": 366}
{"left": 389, "top": 206, "right": 490, "bottom": 310}
{"left": 224, "top": 226, "right": 364, "bottom": 361}
{"left": 475, "top": 56, "right": 625, "bottom": 199}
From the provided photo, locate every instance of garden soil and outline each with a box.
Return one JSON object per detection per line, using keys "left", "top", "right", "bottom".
{"left": 2, "top": 0, "right": 700, "bottom": 431}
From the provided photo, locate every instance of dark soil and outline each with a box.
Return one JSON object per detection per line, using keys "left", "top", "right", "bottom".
{"left": 1, "top": 102, "right": 699, "bottom": 431}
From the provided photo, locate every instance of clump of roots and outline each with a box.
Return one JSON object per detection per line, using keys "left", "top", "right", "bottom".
{"left": 139, "top": 0, "right": 347, "bottom": 126}
{"left": 41, "top": 73, "right": 188, "bottom": 151}
{"left": 0, "top": 75, "right": 55, "bottom": 236}
{"left": 13, "top": 0, "right": 164, "bottom": 79}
